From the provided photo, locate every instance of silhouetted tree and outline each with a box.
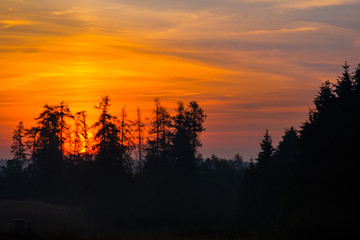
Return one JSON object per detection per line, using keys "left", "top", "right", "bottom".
{"left": 248, "top": 157, "right": 255, "bottom": 170}
{"left": 33, "top": 104, "right": 63, "bottom": 181}
{"left": 270, "top": 127, "right": 300, "bottom": 225}
{"left": 256, "top": 129, "right": 274, "bottom": 171}
{"left": 232, "top": 153, "right": 244, "bottom": 172}
{"left": 274, "top": 127, "right": 299, "bottom": 173}
{"left": 86, "top": 96, "right": 132, "bottom": 203}
{"left": 186, "top": 101, "right": 206, "bottom": 158}
{"left": 9, "top": 121, "right": 27, "bottom": 171}
{"left": 238, "top": 130, "right": 276, "bottom": 225}
{"left": 134, "top": 107, "right": 145, "bottom": 173}
{"left": 0, "top": 122, "right": 29, "bottom": 197}
{"left": 200, "top": 154, "right": 241, "bottom": 223}
{"left": 57, "top": 102, "right": 73, "bottom": 160}
{"left": 313, "top": 80, "right": 335, "bottom": 116}
{"left": 146, "top": 98, "right": 173, "bottom": 167}
{"left": 353, "top": 64, "right": 360, "bottom": 146}
{"left": 173, "top": 101, "right": 193, "bottom": 174}
{"left": 296, "top": 62, "right": 360, "bottom": 237}
{"left": 25, "top": 126, "right": 40, "bottom": 163}
{"left": 119, "top": 106, "right": 134, "bottom": 163}
{"left": 335, "top": 62, "right": 353, "bottom": 100}
{"left": 71, "top": 112, "right": 84, "bottom": 164}
{"left": 238, "top": 156, "right": 257, "bottom": 224}
{"left": 77, "top": 110, "right": 91, "bottom": 161}
{"left": 93, "top": 96, "right": 131, "bottom": 173}
{"left": 354, "top": 63, "right": 360, "bottom": 90}
{"left": 2, "top": 122, "right": 27, "bottom": 179}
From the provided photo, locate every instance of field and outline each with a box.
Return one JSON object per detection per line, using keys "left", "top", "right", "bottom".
{"left": 0, "top": 200, "right": 250, "bottom": 240}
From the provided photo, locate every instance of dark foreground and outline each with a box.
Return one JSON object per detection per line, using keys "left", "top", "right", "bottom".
{"left": 1, "top": 200, "right": 355, "bottom": 240}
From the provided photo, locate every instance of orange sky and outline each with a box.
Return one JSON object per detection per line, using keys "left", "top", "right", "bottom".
{"left": 1, "top": 0, "right": 359, "bottom": 160}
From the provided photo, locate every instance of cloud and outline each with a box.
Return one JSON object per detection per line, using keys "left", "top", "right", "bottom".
{"left": 225, "top": 27, "right": 318, "bottom": 36}
{"left": 51, "top": 9, "right": 77, "bottom": 15}
{"left": 0, "top": 20, "right": 34, "bottom": 28}
{"left": 247, "top": 0, "right": 359, "bottom": 9}
{"left": 104, "top": 0, "right": 246, "bottom": 11}
{"left": 279, "top": 0, "right": 359, "bottom": 9}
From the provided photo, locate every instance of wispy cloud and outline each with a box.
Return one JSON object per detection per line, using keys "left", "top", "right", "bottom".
{"left": 0, "top": 20, "right": 34, "bottom": 29}
{"left": 247, "top": 0, "right": 358, "bottom": 9}
{"left": 51, "top": 9, "right": 77, "bottom": 15}
{"left": 279, "top": 0, "right": 359, "bottom": 9}
{"left": 224, "top": 27, "right": 318, "bottom": 36}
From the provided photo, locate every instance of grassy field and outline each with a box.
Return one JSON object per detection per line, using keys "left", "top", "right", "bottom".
{"left": 0, "top": 200, "right": 250, "bottom": 240}
{"left": 0, "top": 200, "right": 95, "bottom": 237}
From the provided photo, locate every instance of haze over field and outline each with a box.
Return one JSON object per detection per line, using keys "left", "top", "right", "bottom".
{"left": 1, "top": 0, "right": 359, "bottom": 159}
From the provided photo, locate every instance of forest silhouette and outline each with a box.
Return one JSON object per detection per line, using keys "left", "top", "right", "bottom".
{"left": 0, "top": 62, "right": 359, "bottom": 239}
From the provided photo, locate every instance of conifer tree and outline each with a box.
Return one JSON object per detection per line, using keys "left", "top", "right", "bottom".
{"left": 335, "top": 62, "right": 353, "bottom": 99}
{"left": 134, "top": 107, "right": 145, "bottom": 173}
{"left": 275, "top": 127, "right": 299, "bottom": 169}
{"left": 296, "top": 62, "right": 360, "bottom": 236}
{"left": 233, "top": 153, "right": 244, "bottom": 172}
{"left": 238, "top": 156, "right": 257, "bottom": 224}
{"left": 71, "top": 112, "right": 84, "bottom": 163}
{"left": 34, "top": 105, "right": 62, "bottom": 175}
{"left": 353, "top": 63, "right": 360, "bottom": 90}
{"left": 147, "top": 98, "right": 172, "bottom": 165}
{"left": 25, "top": 126, "right": 40, "bottom": 163}
{"left": 186, "top": 101, "right": 206, "bottom": 158}
{"left": 173, "top": 101, "right": 192, "bottom": 165}
{"left": 77, "top": 111, "right": 91, "bottom": 160}
{"left": 119, "top": 106, "right": 134, "bottom": 162}
{"left": 93, "top": 96, "right": 131, "bottom": 173}
{"left": 56, "top": 102, "right": 73, "bottom": 160}
{"left": 313, "top": 80, "right": 335, "bottom": 116}
{"left": 7, "top": 121, "right": 27, "bottom": 175}
{"left": 11, "top": 122, "right": 27, "bottom": 162}
{"left": 256, "top": 129, "right": 274, "bottom": 171}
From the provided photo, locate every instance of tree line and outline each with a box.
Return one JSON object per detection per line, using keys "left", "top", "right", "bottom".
{"left": 238, "top": 62, "right": 360, "bottom": 238}
{"left": 4, "top": 98, "right": 205, "bottom": 174}
{"left": 0, "top": 62, "right": 359, "bottom": 238}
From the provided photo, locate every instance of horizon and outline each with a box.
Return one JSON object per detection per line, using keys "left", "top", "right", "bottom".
{"left": 1, "top": 0, "right": 360, "bottom": 160}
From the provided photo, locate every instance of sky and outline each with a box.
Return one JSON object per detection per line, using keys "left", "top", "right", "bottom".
{"left": 0, "top": 0, "right": 359, "bottom": 160}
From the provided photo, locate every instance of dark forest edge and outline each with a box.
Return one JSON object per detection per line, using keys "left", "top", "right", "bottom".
{"left": 0, "top": 62, "right": 359, "bottom": 239}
